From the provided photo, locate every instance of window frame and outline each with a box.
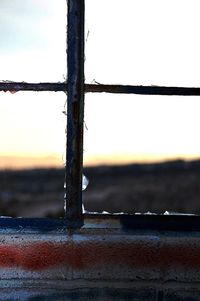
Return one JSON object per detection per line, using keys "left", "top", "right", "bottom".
{"left": 1, "top": 0, "right": 200, "bottom": 230}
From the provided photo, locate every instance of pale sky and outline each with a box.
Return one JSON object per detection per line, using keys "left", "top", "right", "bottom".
{"left": 1, "top": 0, "right": 200, "bottom": 169}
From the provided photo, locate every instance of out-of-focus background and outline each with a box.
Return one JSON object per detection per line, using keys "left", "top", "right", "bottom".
{"left": 1, "top": 0, "right": 200, "bottom": 217}
{"left": 0, "top": 159, "right": 200, "bottom": 217}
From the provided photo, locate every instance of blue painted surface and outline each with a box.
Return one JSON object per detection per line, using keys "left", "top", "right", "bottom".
{"left": 3, "top": 288, "right": 200, "bottom": 301}
{"left": 0, "top": 288, "right": 156, "bottom": 301}
{"left": 0, "top": 214, "right": 200, "bottom": 232}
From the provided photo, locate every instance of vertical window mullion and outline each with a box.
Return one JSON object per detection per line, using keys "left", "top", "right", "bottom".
{"left": 65, "top": 0, "right": 85, "bottom": 227}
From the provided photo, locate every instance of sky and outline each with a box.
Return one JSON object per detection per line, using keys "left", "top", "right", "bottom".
{"left": 1, "top": 0, "right": 200, "bottom": 169}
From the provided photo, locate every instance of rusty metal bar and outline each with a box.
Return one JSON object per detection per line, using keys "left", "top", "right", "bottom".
{"left": 85, "top": 84, "right": 200, "bottom": 96}
{"left": 0, "top": 82, "right": 66, "bottom": 92}
{"left": 1, "top": 81, "right": 200, "bottom": 96}
{"left": 65, "top": 0, "right": 84, "bottom": 227}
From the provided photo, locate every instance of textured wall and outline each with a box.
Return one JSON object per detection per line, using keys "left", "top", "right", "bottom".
{"left": 0, "top": 218, "right": 200, "bottom": 300}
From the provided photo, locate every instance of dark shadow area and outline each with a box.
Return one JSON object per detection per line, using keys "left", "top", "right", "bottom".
{"left": 84, "top": 159, "right": 200, "bottom": 215}
{"left": 0, "top": 159, "right": 200, "bottom": 217}
{"left": 0, "top": 169, "right": 65, "bottom": 217}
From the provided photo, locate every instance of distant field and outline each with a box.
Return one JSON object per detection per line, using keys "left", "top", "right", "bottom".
{"left": 0, "top": 159, "right": 200, "bottom": 217}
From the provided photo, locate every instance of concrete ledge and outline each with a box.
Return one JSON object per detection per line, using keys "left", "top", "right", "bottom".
{"left": 0, "top": 219, "right": 198, "bottom": 282}
{"left": 0, "top": 284, "right": 200, "bottom": 301}
{"left": 0, "top": 218, "right": 199, "bottom": 299}
{"left": 0, "top": 287, "right": 157, "bottom": 301}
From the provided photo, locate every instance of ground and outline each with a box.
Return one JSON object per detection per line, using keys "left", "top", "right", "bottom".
{"left": 0, "top": 159, "right": 199, "bottom": 217}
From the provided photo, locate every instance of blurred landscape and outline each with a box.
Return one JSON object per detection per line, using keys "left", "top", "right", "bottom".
{"left": 0, "top": 159, "right": 200, "bottom": 217}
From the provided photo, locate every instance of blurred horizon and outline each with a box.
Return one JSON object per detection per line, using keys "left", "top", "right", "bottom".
{"left": 0, "top": 153, "right": 200, "bottom": 170}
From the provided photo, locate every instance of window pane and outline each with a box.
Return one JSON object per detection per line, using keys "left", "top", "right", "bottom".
{"left": 85, "top": 0, "right": 200, "bottom": 87}
{"left": 0, "top": 0, "right": 67, "bottom": 82}
{"left": 83, "top": 93, "right": 200, "bottom": 214}
{"left": 0, "top": 91, "right": 66, "bottom": 217}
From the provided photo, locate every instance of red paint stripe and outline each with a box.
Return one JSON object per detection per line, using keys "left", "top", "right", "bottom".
{"left": 0, "top": 241, "right": 199, "bottom": 271}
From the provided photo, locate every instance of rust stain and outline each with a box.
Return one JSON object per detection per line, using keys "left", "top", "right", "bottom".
{"left": 0, "top": 243, "right": 73, "bottom": 270}
{"left": 0, "top": 241, "right": 199, "bottom": 271}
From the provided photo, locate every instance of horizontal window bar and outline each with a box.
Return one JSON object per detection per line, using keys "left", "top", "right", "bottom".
{"left": 0, "top": 82, "right": 66, "bottom": 92}
{"left": 85, "top": 84, "right": 200, "bottom": 96}
{"left": 1, "top": 82, "right": 200, "bottom": 96}
{"left": 0, "top": 215, "right": 200, "bottom": 232}
{"left": 84, "top": 213, "right": 200, "bottom": 232}
{"left": 0, "top": 218, "right": 82, "bottom": 232}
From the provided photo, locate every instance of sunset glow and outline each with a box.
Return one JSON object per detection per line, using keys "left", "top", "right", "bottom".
{"left": 1, "top": 0, "right": 200, "bottom": 169}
